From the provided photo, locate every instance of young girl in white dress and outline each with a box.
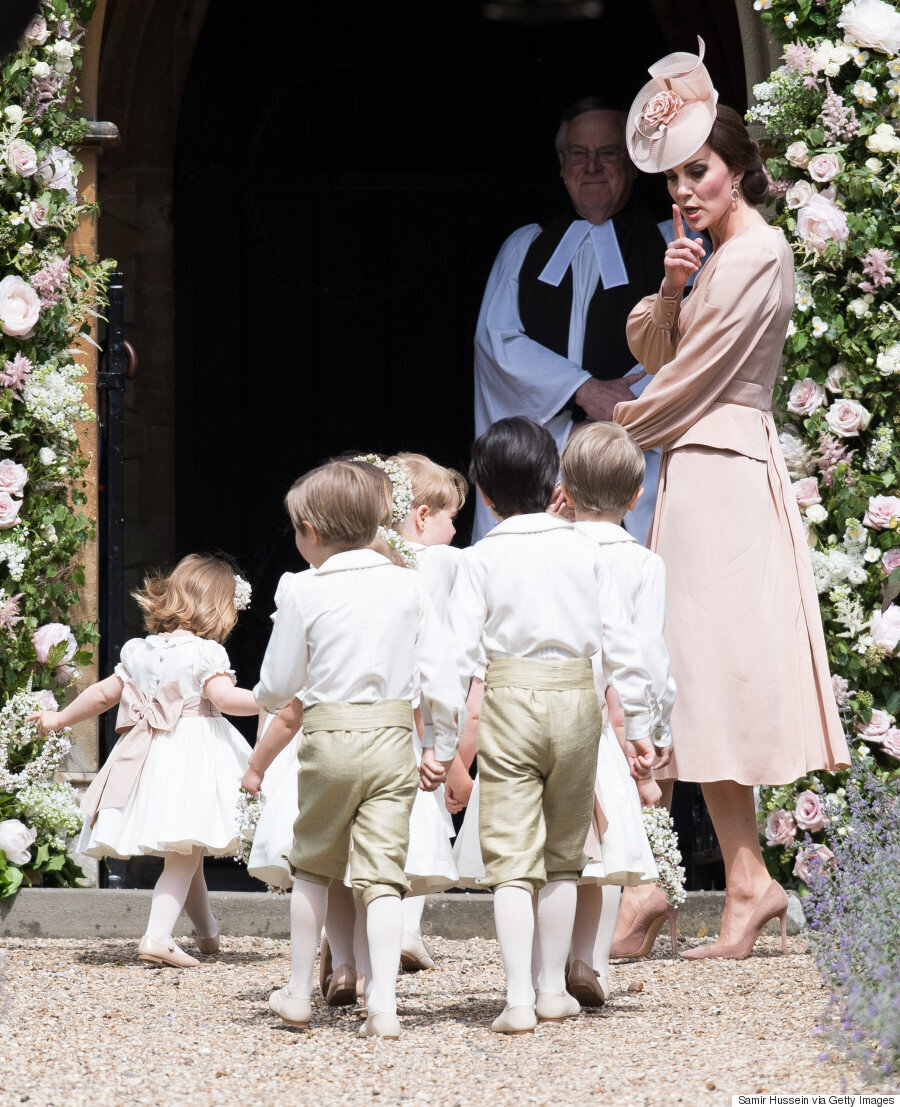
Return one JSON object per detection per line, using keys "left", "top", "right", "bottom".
{"left": 29, "top": 554, "right": 258, "bottom": 968}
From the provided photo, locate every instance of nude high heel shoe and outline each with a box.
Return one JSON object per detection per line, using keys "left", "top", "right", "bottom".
{"left": 609, "top": 886, "right": 678, "bottom": 959}
{"left": 680, "top": 880, "right": 788, "bottom": 961}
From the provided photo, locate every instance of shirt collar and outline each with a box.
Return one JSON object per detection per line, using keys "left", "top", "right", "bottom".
{"left": 314, "top": 548, "right": 393, "bottom": 575}
{"left": 574, "top": 520, "right": 637, "bottom": 545}
{"left": 485, "top": 513, "right": 573, "bottom": 538}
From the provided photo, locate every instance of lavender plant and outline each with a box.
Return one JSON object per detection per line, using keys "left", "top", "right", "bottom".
{"left": 804, "top": 763, "right": 900, "bottom": 1080}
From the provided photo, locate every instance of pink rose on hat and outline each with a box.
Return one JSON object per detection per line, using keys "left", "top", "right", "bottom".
{"left": 764, "top": 809, "right": 797, "bottom": 847}
{"left": 863, "top": 494, "right": 900, "bottom": 529}
{"left": 796, "top": 190, "right": 849, "bottom": 253}
{"left": 869, "top": 604, "right": 900, "bottom": 652}
{"left": 793, "top": 843, "right": 834, "bottom": 884}
{"left": 825, "top": 398, "right": 871, "bottom": 437}
{"left": 0, "top": 491, "right": 23, "bottom": 529}
{"left": 855, "top": 708, "right": 894, "bottom": 742}
{"left": 793, "top": 789, "right": 826, "bottom": 832}
{"left": 787, "top": 377, "right": 826, "bottom": 417}
{"left": 792, "top": 477, "right": 822, "bottom": 510}
{"left": 881, "top": 548, "right": 900, "bottom": 575}
{"left": 640, "top": 90, "right": 684, "bottom": 133}
{"left": 0, "top": 459, "right": 27, "bottom": 497}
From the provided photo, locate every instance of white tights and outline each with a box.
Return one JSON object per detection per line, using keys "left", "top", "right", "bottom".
{"left": 401, "top": 894, "right": 426, "bottom": 939}
{"left": 145, "top": 848, "right": 216, "bottom": 944}
{"left": 495, "top": 881, "right": 578, "bottom": 1007}
{"left": 325, "top": 879, "right": 357, "bottom": 969}
{"left": 570, "top": 884, "right": 622, "bottom": 979}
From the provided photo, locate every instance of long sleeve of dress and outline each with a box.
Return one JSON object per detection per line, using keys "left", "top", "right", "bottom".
{"left": 474, "top": 226, "right": 592, "bottom": 431}
{"left": 254, "top": 585, "right": 310, "bottom": 714}
{"left": 633, "top": 557, "right": 676, "bottom": 747}
{"left": 614, "top": 233, "right": 788, "bottom": 451}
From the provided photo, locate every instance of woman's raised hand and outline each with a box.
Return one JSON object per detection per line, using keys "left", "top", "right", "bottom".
{"left": 661, "top": 204, "right": 705, "bottom": 300}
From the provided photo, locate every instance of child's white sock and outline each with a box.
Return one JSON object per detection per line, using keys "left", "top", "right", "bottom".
{"left": 288, "top": 878, "right": 328, "bottom": 999}
{"left": 570, "top": 883, "right": 603, "bottom": 966}
{"left": 146, "top": 848, "right": 203, "bottom": 943}
{"left": 365, "top": 894, "right": 403, "bottom": 1015}
{"left": 325, "top": 879, "right": 357, "bottom": 969}
{"left": 354, "top": 896, "right": 371, "bottom": 997}
{"left": 494, "top": 884, "right": 536, "bottom": 1008}
{"left": 401, "top": 894, "right": 426, "bottom": 939}
{"left": 594, "top": 884, "right": 622, "bottom": 980}
{"left": 536, "top": 879, "right": 577, "bottom": 995}
{"left": 182, "top": 855, "right": 218, "bottom": 939}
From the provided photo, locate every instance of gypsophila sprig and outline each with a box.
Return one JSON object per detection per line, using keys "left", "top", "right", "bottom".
{"left": 233, "top": 788, "right": 264, "bottom": 866}
{"left": 376, "top": 525, "right": 418, "bottom": 569}
{"left": 353, "top": 454, "right": 414, "bottom": 525}
{"left": 750, "top": 0, "right": 900, "bottom": 894}
{"left": 232, "top": 574, "right": 251, "bottom": 612}
{"left": 641, "top": 805, "right": 686, "bottom": 907}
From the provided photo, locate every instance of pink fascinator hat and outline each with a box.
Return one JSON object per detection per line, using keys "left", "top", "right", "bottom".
{"left": 626, "top": 37, "right": 719, "bottom": 173}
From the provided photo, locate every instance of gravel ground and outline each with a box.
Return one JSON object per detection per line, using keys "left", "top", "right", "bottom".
{"left": 0, "top": 933, "right": 862, "bottom": 1106}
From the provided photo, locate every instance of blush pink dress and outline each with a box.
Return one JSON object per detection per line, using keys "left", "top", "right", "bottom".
{"left": 615, "top": 222, "right": 850, "bottom": 786}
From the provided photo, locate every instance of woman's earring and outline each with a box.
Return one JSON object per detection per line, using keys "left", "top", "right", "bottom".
{"left": 731, "top": 182, "right": 740, "bottom": 208}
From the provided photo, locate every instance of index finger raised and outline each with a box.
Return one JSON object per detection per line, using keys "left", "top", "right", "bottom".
{"left": 671, "top": 203, "right": 685, "bottom": 242}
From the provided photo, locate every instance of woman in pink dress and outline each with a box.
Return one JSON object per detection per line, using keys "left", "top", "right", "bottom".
{"left": 613, "top": 43, "right": 850, "bottom": 958}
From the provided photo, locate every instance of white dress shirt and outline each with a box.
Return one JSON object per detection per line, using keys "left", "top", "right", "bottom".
{"left": 576, "top": 521, "right": 676, "bottom": 747}
{"left": 449, "top": 513, "right": 654, "bottom": 742}
{"left": 409, "top": 542, "right": 462, "bottom": 625}
{"left": 254, "top": 549, "right": 463, "bottom": 761}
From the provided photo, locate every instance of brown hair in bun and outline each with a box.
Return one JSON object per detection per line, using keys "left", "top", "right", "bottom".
{"left": 707, "top": 105, "right": 769, "bottom": 206}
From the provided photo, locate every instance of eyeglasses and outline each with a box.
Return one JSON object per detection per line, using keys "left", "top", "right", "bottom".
{"left": 563, "top": 145, "right": 626, "bottom": 166}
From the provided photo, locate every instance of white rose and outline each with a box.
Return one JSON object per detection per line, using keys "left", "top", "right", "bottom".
{"left": 848, "top": 297, "right": 870, "bottom": 317}
{"left": 21, "top": 16, "right": 49, "bottom": 47}
{"left": 832, "top": 43, "right": 853, "bottom": 64}
{"left": 52, "top": 40, "right": 75, "bottom": 60}
{"left": 785, "top": 141, "right": 810, "bottom": 168}
{"left": 806, "top": 504, "right": 829, "bottom": 524}
{"left": 787, "top": 377, "right": 827, "bottom": 417}
{"left": 869, "top": 604, "right": 900, "bottom": 652}
{"left": 31, "top": 60, "right": 51, "bottom": 79}
{"left": 0, "top": 275, "right": 41, "bottom": 338}
{"left": 7, "top": 138, "right": 38, "bottom": 178}
{"left": 825, "top": 363, "right": 850, "bottom": 392}
{"left": 808, "top": 152, "right": 842, "bottom": 183}
{"left": 864, "top": 157, "right": 883, "bottom": 173}
{"left": 838, "top": 0, "right": 900, "bottom": 55}
{"left": 0, "top": 819, "right": 37, "bottom": 865}
{"left": 38, "top": 447, "right": 57, "bottom": 465}
{"left": 4, "top": 105, "right": 24, "bottom": 125}
{"left": 825, "top": 398, "right": 872, "bottom": 437}
{"left": 25, "top": 201, "right": 47, "bottom": 229}
{"left": 786, "top": 180, "right": 816, "bottom": 209}
{"left": 38, "top": 146, "right": 78, "bottom": 203}
{"left": 876, "top": 343, "right": 900, "bottom": 376}
{"left": 53, "top": 56, "right": 73, "bottom": 76}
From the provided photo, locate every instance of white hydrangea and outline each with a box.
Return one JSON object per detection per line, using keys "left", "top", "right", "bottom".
{"left": 778, "top": 425, "right": 816, "bottom": 480}
{"left": 15, "top": 781, "right": 83, "bottom": 847}
{"left": 22, "top": 362, "right": 93, "bottom": 438}
{"left": 811, "top": 547, "right": 868, "bottom": 593}
{"left": 0, "top": 539, "right": 28, "bottom": 581}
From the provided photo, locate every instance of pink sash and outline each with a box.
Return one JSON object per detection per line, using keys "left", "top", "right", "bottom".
{"left": 81, "top": 678, "right": 220, "bottom": 824}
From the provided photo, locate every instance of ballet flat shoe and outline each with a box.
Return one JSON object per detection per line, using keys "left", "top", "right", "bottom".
{"left": 609, "top": 886, "right": 678, "bottom": 960}
{"left": 565, "top": 960, "right": 609, "bottom": 1008}
{"left": 268, "top": 988, "right": 312, "bottom": 1028}
{"left": 400, "top": 932, "right": 435, "bottom": 972}
{"left": 325, "top": 962, "right": 358, "bottom": 1006}
{"left": 491, "top": 1005, "right": 537, "bottom": 1035}
{"left": 191, "top": 929, "right": 220, "bottom": 956}
{"left": 137, "top": 936, "right": 200, "bottom": 968}
{"left": 535, "top": 991, "right": 580, "bottom": 1022}
{"left": 680, "top": 880, "right": 789, "bottom": 961}
{"left": 358, "top": 1012, "right": 401, "bottom": 1039}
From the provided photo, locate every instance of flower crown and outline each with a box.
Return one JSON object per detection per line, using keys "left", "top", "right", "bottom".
{"left": 353, "top": 453, "right": 414, "bottom": 526}
{"left": 376, "top": 525, "right": 418, "bottom": 570}
{"left": 233, "top": 575, "right": 252, "bottom": 611}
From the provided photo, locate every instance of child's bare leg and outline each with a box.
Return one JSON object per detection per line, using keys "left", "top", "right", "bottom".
{"left": 288, "top": 877, "right": 328, "bottom": 999}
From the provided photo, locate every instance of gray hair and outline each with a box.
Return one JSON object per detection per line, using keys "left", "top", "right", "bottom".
{"left": 554, "top": 97, "right": 626, "bottom": 155}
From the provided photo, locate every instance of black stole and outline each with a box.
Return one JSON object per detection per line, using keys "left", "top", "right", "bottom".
{"left": 518, "top": 198, "right": 665, "bottom": 381}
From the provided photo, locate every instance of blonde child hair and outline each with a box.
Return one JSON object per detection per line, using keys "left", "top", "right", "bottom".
{"left": 392, "top": 452, "right": 468, "bottom": 515}
{"left": 560, "top": 422, "right": 645, "bottom": 515}
{"left": 285, "top": 460, "right": 388, "bottom": 549}
{"left": 134, "top": 553, "right": 241, "bottom": 642}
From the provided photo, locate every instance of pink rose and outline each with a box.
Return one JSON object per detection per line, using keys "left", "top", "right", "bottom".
{"left": 21, "top": 15, "right": 49, "bottom": 46}
{"left": 792, "top": 477, "right": 822, "bottom": 509}
{"left": 31, "top": 622, "right": 76, "bottom": 666}
{"left": 863, "top": 494, "right": 900, "bottom": 530}
{"left": 764, "top": 808, "right": 797, "bottom": 847}
{"left": 8, "top": 139, "right": 38, "bottom": 178}
{"left": 34, "top": 689, "right": 58, "bottom": 711}
{"left": 883, "top": 728, "right": 900, "bottom": 760}
{"left": 855, "top": 708, "right": 894, "bottom": 742}
{"left": 881, "top": 548, "right": 900, "bottom": 574}
{"left": 825, "top": 398, "right": 871, "bottom": 437}
{"left": 786, "top": 141, "right": 810, "bottom": 168}
{"left": 808, "top": 152, "right": 842, "bottom": 183}
{"left": 0, "top": 459, "right": 27, "bottom": 497}
{"left": 785, "top": 180, "right": 816, "bottom": 209}
{"left": 793, "top": 789, "right": 827, "bottom": 832}
{"left": 787, "top": 377, "right": 826, "bottom": 416}
{"left": 0, "top": 491, "right": 23, "bottom": 529}
{"left": 640, "top": 90, "right": 684, "bottom": 132}
{"left": 26, "top": 201, "right": 48, "bottom": 230}
{"left": 793, "top": 843, "right": 834, "bottom": 884}
{"left": 0, "top": 275, "right": 41, "bottom": 339}
{"left": 832, "top": 674, "right": 849, "bottom": 706}
{"left": 796, "top": 191, "right": 849, "bottom": 253}
{"left": 869, "top": 604, "right": 900, "bottom": 652}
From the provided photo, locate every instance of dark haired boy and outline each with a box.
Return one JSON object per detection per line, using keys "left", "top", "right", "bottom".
{"left": 450, "top": 416, "right": 653, "bottom": 1034}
